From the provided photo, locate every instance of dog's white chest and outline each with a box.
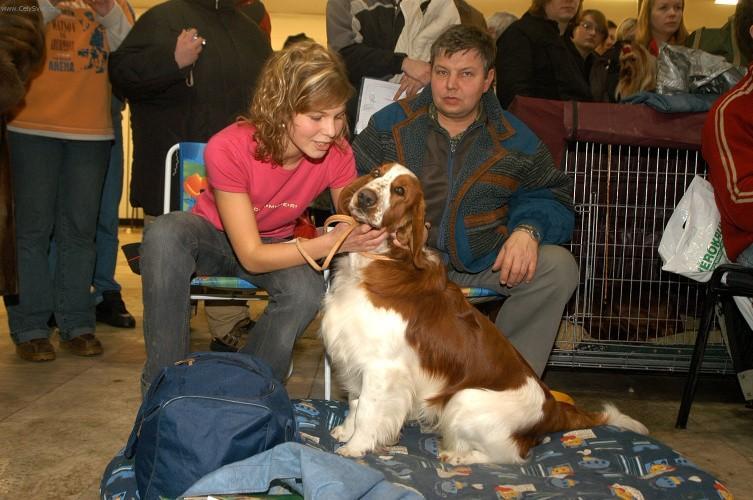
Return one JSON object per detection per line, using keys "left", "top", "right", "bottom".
{"left": 321, "top": 257, "right": 412, "bottom": 370}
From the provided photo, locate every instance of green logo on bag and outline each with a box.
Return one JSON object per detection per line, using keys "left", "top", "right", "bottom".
{"left": 698, "top": 226, "right": 725, "bottom": 272}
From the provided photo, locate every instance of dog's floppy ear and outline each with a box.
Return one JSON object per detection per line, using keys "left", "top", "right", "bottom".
{"left": 392, "top": 177, "right": 430, "bottom": 269}
{"left": 336, "top": 172, "right": 374, "bottom": 215}
{"left": 408, "top": 194, "right": 430, "bottom": 269}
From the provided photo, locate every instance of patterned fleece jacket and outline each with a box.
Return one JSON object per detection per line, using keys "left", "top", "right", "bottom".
{"left": 352, "top": 88, "right": 575, "bottom": 273}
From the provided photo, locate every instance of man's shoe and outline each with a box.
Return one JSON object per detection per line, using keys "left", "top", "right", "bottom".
{"left": 210, "top": 317, "right": 254, "bottom": 352}
{"left": 96, "top": 291, "right": 136, "bottom": 328}
{"left": 16, "top": 338, "right": 56, "bottom": 362}
{"left": 60, "top": 333, "right": 103, "bottom": 356}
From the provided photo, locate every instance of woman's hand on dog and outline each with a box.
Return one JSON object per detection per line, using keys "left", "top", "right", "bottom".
{"left": 334, "top": 223, "right": 387, "bottom": 254}
{"left": 493, "top": 231, "right": 539, "bottom": 287}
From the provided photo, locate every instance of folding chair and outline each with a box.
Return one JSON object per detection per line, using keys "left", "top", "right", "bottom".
{"left": 675, "top": 263, "right": 753, "bottom": 428}
{"left": 163, "top": 142, "right": 268, "bottom": 302}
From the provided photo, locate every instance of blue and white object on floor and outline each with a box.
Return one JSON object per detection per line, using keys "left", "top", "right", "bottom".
{"left": 102, "top": 398, "right": 733, "bottom": 499}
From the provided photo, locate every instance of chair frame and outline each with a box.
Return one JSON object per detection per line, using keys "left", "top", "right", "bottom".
{"left": 163, "top": 143, "right": 265, "bottom": 302}
{"left": 675, "top": 263, "right": 753, "bottom": 429}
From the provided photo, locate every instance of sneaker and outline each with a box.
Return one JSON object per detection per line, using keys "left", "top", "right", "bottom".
{"left": 60, "top": 333, "right": 103, "bottom": 356}
{"left": 96, "top": 290, "right": 136, "bottom": 328}
{"left": 210, "top": 317, "right": 254, "bottom": 352}
{"left": 16, "top": 338, "right": 56, "bottom": 362}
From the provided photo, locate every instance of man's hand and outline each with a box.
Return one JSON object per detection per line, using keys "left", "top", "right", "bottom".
{"left": 400, "top": 58, "right": 431, "bottom": 86}
{"left": 393, "top": 74, "right": 424, "bottom": 99}
{"left": 84, "top": 0, "right": 114, "bottom": 15}
{"left": 175, "top": 28, "right": 205, "bottom": 69}
{"left": 492, "top": 231, "right": 539, "bottom": 287}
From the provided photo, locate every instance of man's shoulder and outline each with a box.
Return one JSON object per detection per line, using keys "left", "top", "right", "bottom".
{"left": 482, "top": 96, "right": 541, "bottom": 155}
{"left": 369, "top": 96, "right": 424, "bottom": 130}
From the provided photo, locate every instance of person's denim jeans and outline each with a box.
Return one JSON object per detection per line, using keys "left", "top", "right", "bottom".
{"left": 140, "top": 212, "right": 325, "bottom": 387}
{"left": 93, "top": 97, "right": 125, "bottom": 300}
{"left": 5, "top": 132, "right": 109, "bottom": 343}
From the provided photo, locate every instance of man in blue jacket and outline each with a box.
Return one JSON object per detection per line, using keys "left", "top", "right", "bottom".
{"left": 352, "top": 24, "right": 578, "bottom": 376}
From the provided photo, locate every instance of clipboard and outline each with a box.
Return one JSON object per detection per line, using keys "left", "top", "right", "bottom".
{"left": 354, "top": 77, "right": 403, "bottom": 135}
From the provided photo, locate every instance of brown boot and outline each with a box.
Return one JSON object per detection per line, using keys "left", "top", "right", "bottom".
{"left": 210, "top": 317, "right": 254, "bottom": 352}
{"left": 16, "top": 338, "right": 56, "bottom": 362}
{"left": 60, "top": 333, "right": 103, "bottom": 356}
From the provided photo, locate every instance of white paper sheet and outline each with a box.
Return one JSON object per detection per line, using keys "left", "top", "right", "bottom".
{"left": 354, "top": 77, "right": 403, "bottom": 135}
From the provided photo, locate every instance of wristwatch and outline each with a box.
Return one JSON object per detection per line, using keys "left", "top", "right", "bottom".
{"left": 513, "top": 224, "right": 541, "bottom": 243}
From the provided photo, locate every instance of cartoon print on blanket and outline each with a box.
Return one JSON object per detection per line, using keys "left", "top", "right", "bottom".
{"left": 101, "top": 399, "right": 733, "bottom": 499}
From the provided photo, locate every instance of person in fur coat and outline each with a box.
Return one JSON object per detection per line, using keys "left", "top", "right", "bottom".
{"left": 0, "top": 0, "right": 45, "bottom": 296}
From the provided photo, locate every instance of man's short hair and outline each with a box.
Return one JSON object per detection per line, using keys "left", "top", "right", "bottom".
{"left": 429, "top": 25, "right": 496, "bottom": 73}
{"left": 736, "top": 0, "right": 753, "bottom": 61}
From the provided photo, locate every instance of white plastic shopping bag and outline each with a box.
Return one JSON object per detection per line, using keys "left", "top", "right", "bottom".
{"left": 658, "top": 175, "right": 730, "bottom": 282}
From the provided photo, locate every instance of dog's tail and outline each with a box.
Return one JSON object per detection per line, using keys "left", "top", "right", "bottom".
{"left": 550, "top": 399, "right": 648, "bottom": 436}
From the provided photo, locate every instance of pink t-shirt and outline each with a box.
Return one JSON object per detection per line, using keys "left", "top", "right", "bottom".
{"left": 193, "top": 122, "right": 356, "bottom": 239}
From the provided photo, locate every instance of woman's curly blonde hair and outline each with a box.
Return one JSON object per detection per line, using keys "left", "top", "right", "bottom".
{"left": 244, "top": 41, "right": 354, "bottom": 165}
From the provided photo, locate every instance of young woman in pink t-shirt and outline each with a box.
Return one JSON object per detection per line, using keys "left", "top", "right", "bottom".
{"left": 139, "top": 42, "right": 386, "bottom": 389}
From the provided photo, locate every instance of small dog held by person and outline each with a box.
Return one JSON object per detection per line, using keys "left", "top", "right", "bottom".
{"left": 321, "top": 163, "right": 648, "bottom": 465}
{"left": 616, "top": 42, "right": 657, "bottom": 100}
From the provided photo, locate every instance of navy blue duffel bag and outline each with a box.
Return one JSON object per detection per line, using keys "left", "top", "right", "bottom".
{"left": 124, "top": 352, "right": 298, "bottom": 499}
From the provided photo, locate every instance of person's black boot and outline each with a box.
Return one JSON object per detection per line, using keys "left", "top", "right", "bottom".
{"left": 96, "top": 290, "right": 136, "bottom": 328}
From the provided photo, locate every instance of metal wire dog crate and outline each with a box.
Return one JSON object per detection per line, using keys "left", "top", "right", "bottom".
{"left": 507, "top": 98, "right": 733, "bottom": 373}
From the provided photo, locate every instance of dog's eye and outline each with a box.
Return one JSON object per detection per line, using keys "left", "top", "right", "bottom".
{"left": 392, "top": 186, "right": 406, "bottom": 196}
{"left": 370, "top": 169, "right": 381, "bottom": 178}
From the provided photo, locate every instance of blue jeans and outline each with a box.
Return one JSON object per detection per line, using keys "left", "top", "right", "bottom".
{"left": 92, "top": 97, "right": 125, "bottom": 300}
{"left": 5, "top": 132, "right": 109, "bottom": 343}
{"left": 140, "top": 212, "right": 325, "bottom": 385}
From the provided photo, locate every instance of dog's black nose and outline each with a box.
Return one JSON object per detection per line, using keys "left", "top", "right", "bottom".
{"left": 357, "top": 189, "right": 377, "bottom": 209}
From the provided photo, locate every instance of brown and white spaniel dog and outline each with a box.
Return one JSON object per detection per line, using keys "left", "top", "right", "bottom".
{"left": 321, "top": 163, "right": 647, "bottom": 464}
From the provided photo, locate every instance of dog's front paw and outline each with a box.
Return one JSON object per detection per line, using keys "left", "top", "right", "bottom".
{"left": 336, "top": 443, "right": 367, "bottom": 458}
{"left": 439, "top": 449, "right": 490, "bottom": 465}
{"left": 330, "top": 424, "right": 353, "bottom": 442}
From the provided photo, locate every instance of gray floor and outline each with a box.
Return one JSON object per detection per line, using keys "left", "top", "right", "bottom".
{"left": 0, "top": 228, "right": 751, "bottom": 498}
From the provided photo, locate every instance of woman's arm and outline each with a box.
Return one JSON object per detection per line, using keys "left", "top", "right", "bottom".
{"left": 216, "top": 189, "right": 386, "bottom": 274}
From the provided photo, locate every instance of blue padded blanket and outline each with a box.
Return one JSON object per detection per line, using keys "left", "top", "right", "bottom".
{"left": 102, "top": 398, "right": 733, "bottom": 499}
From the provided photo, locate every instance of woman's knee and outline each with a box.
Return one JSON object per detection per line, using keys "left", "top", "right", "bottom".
{"left": 274, "top": 268, "right": 325, "bottom": 314}
{"left": 141, "top": 212, "right": 198, "bottom": 268}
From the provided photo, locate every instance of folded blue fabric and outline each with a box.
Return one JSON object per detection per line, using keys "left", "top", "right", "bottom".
{"left": 621, "top": 91, "right": 719, "bottom": 112}
{"left": 180, "top": 442, "right": 423, "bottom": 500}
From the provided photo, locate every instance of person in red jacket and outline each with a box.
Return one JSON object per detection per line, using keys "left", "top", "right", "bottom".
{"left": 703, "top": 0, "right": 753, "bottom": 268}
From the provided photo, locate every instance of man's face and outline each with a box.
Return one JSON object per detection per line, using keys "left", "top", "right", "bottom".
{"left": 430, "top": 49, "right": 494, "bottom": 124}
